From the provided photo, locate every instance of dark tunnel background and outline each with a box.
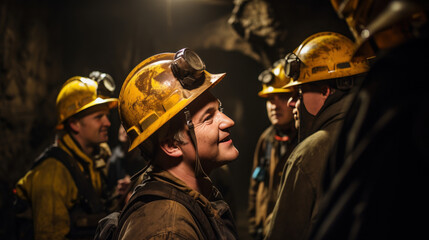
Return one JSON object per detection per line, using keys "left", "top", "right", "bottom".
{"left": 0, "top": 0, "right": 351, "bottom": 238}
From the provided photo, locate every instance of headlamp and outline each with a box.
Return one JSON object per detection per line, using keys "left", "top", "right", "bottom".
{"left": 284, "top": 53, "right": 301, "bottom": 80}
{"left": 171, "top": 48, "right": 206, "bottom": 89}
{"left": 258, "top": 69, "right": 275, "bottom": 84}
{"left": 89, "top": 71, "right": 116, "bottom": 97}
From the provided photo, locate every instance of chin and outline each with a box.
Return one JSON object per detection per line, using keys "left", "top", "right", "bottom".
{"left": 225, "top": 148, "right": 239, "bottom": 162}
{"left": 215, "top": 150, "right": 239, "bottom": 165}
{"left": 214, "top": 158, "right": 236, "bottom": 169}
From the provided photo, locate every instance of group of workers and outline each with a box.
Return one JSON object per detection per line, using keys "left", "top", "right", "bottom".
{"left": 12, "top": 0, "right": 428, "bottom": 239}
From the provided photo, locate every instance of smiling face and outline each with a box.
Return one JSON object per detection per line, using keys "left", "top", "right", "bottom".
{"left": 70, "top": 105, "right": 112, "bottom": 149}
{"left": 178, "top": 91, "right": 239, "bottom": 172}
{"left": 266, "top": 93, "right": 294, "bottom": 130}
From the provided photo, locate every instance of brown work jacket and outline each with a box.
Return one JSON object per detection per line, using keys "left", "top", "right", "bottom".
{"left": 248, "top": 125, "right": 297, "bottom": 238}
{"left": 118, "top": 165, "right": 238, "bottom": 240}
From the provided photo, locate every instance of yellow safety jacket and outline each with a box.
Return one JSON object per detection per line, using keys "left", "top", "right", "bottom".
{"left": 15, "top": 133, "right": 111, "bottom": 240}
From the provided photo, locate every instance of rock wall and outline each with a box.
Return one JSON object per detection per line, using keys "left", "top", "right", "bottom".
{"left": 0, "top": 1, "right": 63, "bottom": 185}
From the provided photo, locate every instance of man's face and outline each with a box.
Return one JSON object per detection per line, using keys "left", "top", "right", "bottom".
{"left": 179, "top": 92, "right": 239, "bottom": 171}
{"left": 266, "top": 93, "right": 294, "bottom": 129}
{"left": 287, "top": 84, "right": 328, "bottom": 129}
{"left": 74, "top": 108, "right": 111, "bottom": 147}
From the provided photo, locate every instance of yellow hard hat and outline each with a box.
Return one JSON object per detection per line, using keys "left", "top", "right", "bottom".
{"left": 258, "top": 59, "right": 294, "bottom": 98}
{"left": 283, "top": 32, "right": 370, "bottom": 89}
{"left": 119, "top": 48, "right": 225, "bottom": 151}
{"left": 330, "top": 0, "right": 426, "bottom": 57}
{"left": 56, "top": 76, "right": 118, "bottom": 129}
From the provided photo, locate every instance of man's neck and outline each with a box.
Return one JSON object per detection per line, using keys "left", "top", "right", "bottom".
{"left": 168, "top": 167, "right": 212, "bottom": 197}
{"left": 276, "top": 122, "right": 296, "bottom": 135}
{"left": 156, "top": 153, "right": 211, "bottom": 196}
{"left": 70, "top": 133, "right": 94, "bottom": 156}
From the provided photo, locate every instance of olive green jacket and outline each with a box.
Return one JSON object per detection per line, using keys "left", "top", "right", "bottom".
{"left": 266, "top": 94, "right": 353, "bottom": 240}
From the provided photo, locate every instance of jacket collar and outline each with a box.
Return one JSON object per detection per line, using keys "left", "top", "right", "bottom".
{"left": 142, "top": 164, "right": 223, "bottom": 212}
{"left": 311, "top": 93, "right": 353, "bottom": 132}
{"left": 58, "top": 133, "right": 110, "bottom": 169}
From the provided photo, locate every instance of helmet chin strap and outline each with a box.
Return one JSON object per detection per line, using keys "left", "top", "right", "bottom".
{"left": 184, "top": 108, "right": 209, "bottom": 179}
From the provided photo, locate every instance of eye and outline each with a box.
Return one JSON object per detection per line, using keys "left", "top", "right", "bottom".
{"left": 203, "top": 113, "right": 214, "bottom": 122}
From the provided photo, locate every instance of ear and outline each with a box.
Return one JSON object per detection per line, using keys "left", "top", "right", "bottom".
{"left": 160, "top": 139, "right": 183, "bottom": 158}
{"left": 68, "top": 119, "right": 81, "bottom": 133}
{"left": 320, "top": 85, "right": 332, "bottom": 99}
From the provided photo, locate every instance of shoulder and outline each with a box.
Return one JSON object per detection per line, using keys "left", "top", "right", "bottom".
{"left": 33, "top": 157, "right": 74, "bottom": 179}
{"left": 25, "top": 157, "right": 75, "bottom": 192}
{"left": 256, "top": 126, "right": 275, "bottom": 146}
{"left": 290, "top": 131, "right": 330, "bottom": 159}
{"left": 261, "top": 125, "right": 275, "bottom": 138}
{"left": 286, "top": 130, "right": 334, "bottom": 171}
{"left": 119, "top": 199, "right": 201, "bottom": 240}
{"left": 15, "top": 156, "right": 77, "bottom": 207}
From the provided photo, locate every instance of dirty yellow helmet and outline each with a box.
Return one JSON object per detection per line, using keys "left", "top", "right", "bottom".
{"left": 330, "top": 0, "right": 375, "bottom": 42}
{"left": 283, "top": 32, "right": 370, "bottom": 89}
{"left": 56, "top": 76, "right": 118, "bottom": 130}
{"left": 330, "top": 0, "right": 427, "bottom": 56}
{"left": 119, "top": 48, "right": 225, "bottom": 151}
{"left": 258, "top": 59, "right": 294, "bottom": 98}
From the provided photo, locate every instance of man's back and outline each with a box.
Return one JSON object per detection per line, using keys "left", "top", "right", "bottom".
{"left": 311, "top": 26, "right": 429, "bottom": 240}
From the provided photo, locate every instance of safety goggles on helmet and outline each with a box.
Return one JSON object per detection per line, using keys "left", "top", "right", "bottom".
{"left": 284, "top": 52, "right": 301, "bottom": 80}
{"left": 89, "top": 71, "right": 116, "bottom": 97}
{"left": 257, "top": 59, "right": 293, "bottom": 98}
{"left": 258, "top": 59, "right": 286, "bottom": 85}
{"left": 258, "top": 69, "right": 275, "bottom": 84}
{"left": 171, "top": 48, "right": 206, "bottom": 89}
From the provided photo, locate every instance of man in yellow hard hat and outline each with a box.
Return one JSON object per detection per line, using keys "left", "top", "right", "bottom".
{"left": 310, "top": 1, "right": 429, "bottom": 239}
{"left": 248, "top": 60, "right": 297, "bottom": 240}
{"left": 114, "top": 48, "right": 239, "bottom": 239}
{"left": 14, "top": 73, "right": 118, "bottom": 240}
{"left": 265, "top": 32, "right": 370, "bottom": 240}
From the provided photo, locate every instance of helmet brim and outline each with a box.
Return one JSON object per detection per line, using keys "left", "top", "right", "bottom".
{"left": 56, "top": 97, "right": 118, "bottom": 130}
{"left": 258, "top": 87, "right": 294, "bottom": 98}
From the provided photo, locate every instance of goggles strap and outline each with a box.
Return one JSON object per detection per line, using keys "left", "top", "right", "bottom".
{"left": 184, "top": 108, "right": 208, "bottom": 179}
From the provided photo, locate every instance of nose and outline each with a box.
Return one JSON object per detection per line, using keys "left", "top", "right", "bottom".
{"left": 268, "top": 95, "right": 281, "bottom": 109}
{"left": 219, "top": 112, "right": 235, "bottom": 130}
{"left": 287, "top": 96, "right": 296, "bottom": 108}
{"left": 102, "top": 115, "right": 111, "bottom": 127}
